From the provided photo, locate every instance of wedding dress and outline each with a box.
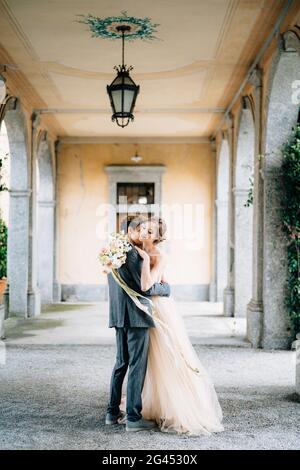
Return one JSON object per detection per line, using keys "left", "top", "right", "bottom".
{"left": 140, "top": 295, "right": 224, "bottom": 436}
{"left": 111, "top": 249, "right": 224, "bottom": 436}
{"left": 115, "top": 278, "right": 224, "bottom": 436}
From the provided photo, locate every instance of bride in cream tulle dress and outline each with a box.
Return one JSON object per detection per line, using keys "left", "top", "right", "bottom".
{"left": 120, "top": 217, "right": 224, "bottom": 436}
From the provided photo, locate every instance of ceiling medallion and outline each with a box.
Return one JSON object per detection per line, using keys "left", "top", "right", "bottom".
{"left": 77, "top": 11, "right": 160, "bottom": 128}
{"left": 77, "top": 10, "right": 160, "bottom": 41}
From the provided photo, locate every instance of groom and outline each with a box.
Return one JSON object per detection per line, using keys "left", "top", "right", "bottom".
{"left": 105, "top": 215, "right": 171, "bottom": 432}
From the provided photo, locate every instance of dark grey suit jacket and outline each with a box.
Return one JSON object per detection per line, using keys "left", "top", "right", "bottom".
{"left": 107, "top": 246, "right": 170, "bottom": 328}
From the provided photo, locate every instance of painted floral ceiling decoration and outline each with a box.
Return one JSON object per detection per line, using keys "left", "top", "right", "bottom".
{"left": 77, "top": 10, "right": 160, "bottom": 41}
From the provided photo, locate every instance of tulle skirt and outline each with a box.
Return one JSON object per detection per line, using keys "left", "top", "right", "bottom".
{"left": 140, "top": 296, "right": 224, "bottom": 436}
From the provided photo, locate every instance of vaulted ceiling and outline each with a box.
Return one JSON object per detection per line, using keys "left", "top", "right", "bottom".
{"left": 0, "top": 0, "right": 288, "bottom": 139}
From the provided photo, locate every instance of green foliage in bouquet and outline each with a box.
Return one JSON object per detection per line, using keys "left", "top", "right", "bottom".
{"left": 281, "top": 124, "right": 300, "bottom": 339}
{"left": 0, "top": 218, "right": 7, "bottom": 279}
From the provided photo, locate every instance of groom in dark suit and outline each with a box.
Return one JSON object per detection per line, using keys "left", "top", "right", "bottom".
{"left": 105, "top": 215, "right": 171, "bottom": 432}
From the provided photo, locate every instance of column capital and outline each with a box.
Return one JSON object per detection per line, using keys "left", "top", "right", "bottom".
{"left": 37, "top": 200, "right": 56, "bottom": 207}
{"left": 282, "top": 30, "right": 300, "bottom": 54}
{"left": 224, "top": 112, "right": 234, "bottom": 130}
{"left": 9, "top": 189, "right": 32, "bottom": 197}
{"left": 232, "top": 187, "right": 249, "bottom": 196}
{"left": 215, "top": 198, "right": 228, "bottom": 207}
{"left": 210, "top": 137, "right": 217, "bottom": 153}
{"left": 31, "top": 111, "right": 41, "bottom": 130}
{"left": 247, "top": 66, "right": 263, "bottom": 89}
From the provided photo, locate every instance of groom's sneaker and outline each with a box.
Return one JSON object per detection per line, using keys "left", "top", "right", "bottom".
{"left": 105, "top": 411, "right": 126, "bottom": 425}
{"left": 126, "top": 417, "right": 157, "bottom": 432}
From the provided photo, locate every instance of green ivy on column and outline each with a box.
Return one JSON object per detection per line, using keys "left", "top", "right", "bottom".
{"left": 281, "top": 123, "right": 300, "bottom": 339}
{"left": 0, "top": 218, "right": 7, "bottom": 279}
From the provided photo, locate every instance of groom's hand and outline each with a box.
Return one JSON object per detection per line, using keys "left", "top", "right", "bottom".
{"left": 123, "top": 247, "right": 171, "bottom": 297}
{"left": 153, "top": 281, "right": 171, "bottom": 297}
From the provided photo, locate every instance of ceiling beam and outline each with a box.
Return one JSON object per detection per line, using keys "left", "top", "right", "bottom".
{"left": 34, "top": 107, "right": 225, "bottom": 115}
{"left": 58, "top": 136, "right": 211, "bottom": 144}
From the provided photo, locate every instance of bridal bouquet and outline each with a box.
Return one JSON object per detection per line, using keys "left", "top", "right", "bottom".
{"left": 98, "top": 231, "right": 132, "bottom": 273}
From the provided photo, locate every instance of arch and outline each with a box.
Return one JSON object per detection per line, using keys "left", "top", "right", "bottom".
{"left": 36, "top": 132, "right": 55, "bottom": 304}
{"left": 216, "top": 138, "right": 230, "bottom": 302}
{"left": 0, "top": 121, "right": 10, "bottom": 225}
{"left": 233, "top": 103, "right": 255, "bottom": 317}
{"left": 262, "top": 36, "right": 300, "bottom": 348}
{"left": 2, "top": 99, "right": 30, "bottom": 317}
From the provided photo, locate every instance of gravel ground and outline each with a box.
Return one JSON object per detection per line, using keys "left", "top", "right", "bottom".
{"left": 0, "top": 343, "right": 299, "bottom": 450}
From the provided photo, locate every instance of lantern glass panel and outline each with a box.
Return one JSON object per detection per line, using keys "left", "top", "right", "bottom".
{"left": 111, "top": 89, "right": 122, "bottom": 113}
{"left": 123, "top": 89, "right": 135, "bottom": 113}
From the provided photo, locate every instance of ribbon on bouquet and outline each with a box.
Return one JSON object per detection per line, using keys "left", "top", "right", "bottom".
{"left": 111, "top": 268, "right": 202, "bottom": 376}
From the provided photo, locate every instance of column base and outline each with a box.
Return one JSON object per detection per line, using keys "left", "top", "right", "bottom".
{"left": 27, "top": 288, "right": 41, "bottom": 317}
{"left": 261, "top": 334, "right": 292, "bottom": 350}
{"left": 209, "top": 282, "right": 217, "bottom": 302}
{"left": 53, "top": 281, "right": 62, "bottom": 302}
{"left": 223, "top": 286, "right": 234, "bottom": 317}
{"left": 246, "top": 299, "right": 263, "bottom": 348}
{"left": 3, "top": 289, "right": 9, "bottom": 320}
{"left": 0, "top": 304, "right": 5, "bottom": 339}
{"left": 296, "top": 340, "right": 300, "bottom": 396}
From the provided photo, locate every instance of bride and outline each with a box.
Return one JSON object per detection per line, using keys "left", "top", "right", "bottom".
{"left": 120, "top": 216, "right": 224, "bottom": 436}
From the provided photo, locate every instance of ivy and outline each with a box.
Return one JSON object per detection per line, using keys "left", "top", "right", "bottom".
{"left": 0, "top": 152, "right": 8, "bottom": 192}
{"left": 244, "top": 176, "right": 254, "bottom": 207}
{"left": 281, "top": 124, "right": 300, "bottom": 339}
{"left": 0, "top": 151, "right": 8, "bottom": 279}
{"left": 0, "top": 218, "right": 7, "bottom": 279}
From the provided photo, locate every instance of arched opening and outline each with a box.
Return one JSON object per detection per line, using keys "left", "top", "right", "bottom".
{"left": 36, "top": 133, "right": 55, "bottom": 304}
{"left": 0, "top": 121, "right": 10, "bottom": 225}
{"left": 2, "top": 100, "right": 30, "bottom": 318}
{"left": 262, "top": 37, "right": 300, "bottom": 349}
{"left": 216, "top": 139, "right": 230, "bottom": 302}
{"left": 234, "top": 104, "right": 255, "bottom": 317}
{"left": 0, "top": 120, "right": 10, "bottom": 334}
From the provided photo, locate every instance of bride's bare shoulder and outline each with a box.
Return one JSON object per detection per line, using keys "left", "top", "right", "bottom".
{"left": 153, "top": 246, "right": 167, "bottom": 263}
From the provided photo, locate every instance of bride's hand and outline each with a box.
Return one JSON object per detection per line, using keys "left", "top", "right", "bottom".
{"left": 135, "top": 246, "right": 150, "bottom": 262}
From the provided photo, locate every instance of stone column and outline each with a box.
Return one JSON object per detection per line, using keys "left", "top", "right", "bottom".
{"left": 209, "top": 139, "right": 217, "bottom": 302}
{"left": 296, "top": 338, "right": 300, "bottom": 396}
{"left": 233, "top": 187, "right": 253, "bottom": 317}
{"left": 0, "top": 301, "right": 5, "bottom": 338}
{"left": 53, "top": 140, "right": 61, "bottom": 302}
{"left": 2, "top": 99, "right": 31, "bottom": 318}
{"left": 5, "top": 188, "right": 31, "bottom": 317}
{"left": 37, "top": 200, "right": 55, "bottom": 303}
{"left": 223, "top": 118, "right": 235, "bottom": 317}
{"left": 215, "top": 137, "right": 230, "bottom": 303}
{"left": 35, "top": 131, "right": 56, "bottom": 305}
{"left": 27, "top": 113, "right": 41, "bottom": 317}
{"left": 233, "top": 100, "right": 255, "bottom": 318}
{"left": 261, "top": 32, "right": 300, "bottom": 349}
{"left": 246, "top": 67, "right": 264, "bottom": 347}
{"left": 216, "top": 199, "right": 228, "bottom": 301}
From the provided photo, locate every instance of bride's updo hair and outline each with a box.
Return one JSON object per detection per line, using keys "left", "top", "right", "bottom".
{"left": 150, "top": 216, "right": 167, "bottom": 244}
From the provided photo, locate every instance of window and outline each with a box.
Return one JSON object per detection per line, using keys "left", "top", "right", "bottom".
{"left": 105, "top": 165, "right": 165, "bottom": 233}
{"left": 117, "top": 182, "right": 154, "bottom": 205}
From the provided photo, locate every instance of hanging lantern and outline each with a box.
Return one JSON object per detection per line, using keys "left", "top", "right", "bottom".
{"left": 106, "top": 25, "right": 140, "bottom": 128}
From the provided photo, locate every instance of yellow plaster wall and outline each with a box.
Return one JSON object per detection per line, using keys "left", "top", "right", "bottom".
{"left": 57, "top": 143, "right": 214, "bottom": 286}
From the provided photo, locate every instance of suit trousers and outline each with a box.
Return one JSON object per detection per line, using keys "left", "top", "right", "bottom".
{"left": 107, "top": 309, "right": 150, "bottom": 422}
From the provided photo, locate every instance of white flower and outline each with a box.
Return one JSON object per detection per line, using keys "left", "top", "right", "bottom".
{"left": 98, "top": 231, "right": 132, "bottom": 269}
